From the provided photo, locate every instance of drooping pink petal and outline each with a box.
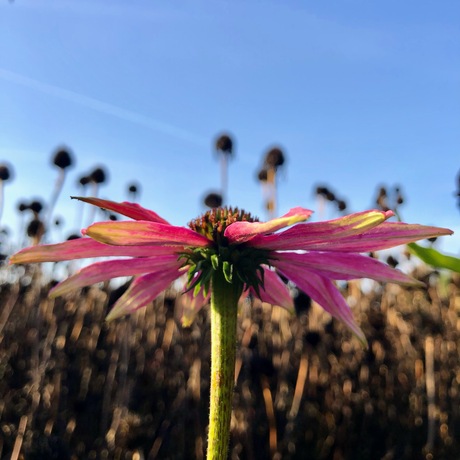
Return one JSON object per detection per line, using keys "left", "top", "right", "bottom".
{"left": 84, "top": 221, "right": 212, "bottom": 247}
{"left": 72, "top": 196, "right": 170, "bottom": 224}
{"left": 50, "top": 255, "right": 182, "bottom": 297}
{"left": 9, "top": 237, "right": 179, "bottom": 264}
{"left": 224, "top": 207, "right": 313, "bottom": 244}
{"left": 177, "top": 288, "right": 210, "bottom": 327}
{"left": 294, "top": 222, "right": 454, "bottom": 253}
{"left": 277, "top": 264, "right": 367, "bottom": 345}
{"left": 106, "top": 269, "right": 180, "bottom": 321}
{"left": 248, "top": 210, "right": 394, "bottom": 250}
{"left": 274, "top": 252, "right": 423, "bottom": 286}
{"left": 250, "top": 266, "right": 294, "bottom": 312}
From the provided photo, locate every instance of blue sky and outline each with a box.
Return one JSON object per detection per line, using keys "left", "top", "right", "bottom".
{"left": 1, "top": 1, "right": 459, "bottom": 254}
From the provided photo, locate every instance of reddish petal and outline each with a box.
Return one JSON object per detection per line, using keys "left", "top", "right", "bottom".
{"left": 225, "top": 207, "right": 313, "bottom": 244}
{"left": 84, "top": 221, "right": 211, "bottom": 247}
{"left": 50, "top": 255, "right": 182, "bottom": 297}
{"left": 251, "top": 266, "right": 294, "bottom": 312}
{"left": 72, "top": 196, "right": 170, "bottom": 224}
{"left": 9, "top": 238, "right": 178, "bottom": 264}
{"left": 297, "top": 222, "right": 454, "bottom": 252}
{"left": 248, "top": 210, "right": 393, "bottom": 250}
{"left": 276, "top": 264, "right": 367, "bottom": 345}
{"left": 106, "top": 270, "right": 180, "bottom": 320}
{"left": 274, "top": 252, "right": 423, "bottom": 286}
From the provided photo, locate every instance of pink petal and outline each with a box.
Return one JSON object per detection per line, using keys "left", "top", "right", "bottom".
{"left": 224, "top": 207, "right": 313, "bottom": 244}
{"left": 106, "top": 270, "right": 180, "bottom": 321}
{"left": 277, "top": 264, "right": 367, "bottom": 345}
{"left": 84, "top": 221, "right": 211, "bottom": 247}
{"left": 274, "top": 252, "right": 423, "bottom": 286}
{"left": 296, "top": 222, "right": 454, "bottom": 252}
{"left": 9, "top": 238, "right": 178, "bottom": 264}
{"left": 177, "top": 288, "right": 210, "bottom": 327}
{"left": 50, "top": 255, "right": 182, "bottom": 297}
{"left": 72, "top": 196, "right": 170, "bottom": 224}
{"left": 248, "top": 210, "right": 394, "bottom": 250}
{"left": 250, "top": 266, "right": 294, "bottom": 312}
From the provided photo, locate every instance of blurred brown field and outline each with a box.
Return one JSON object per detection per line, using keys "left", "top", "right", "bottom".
{"left": 1, "top": 266, "right": 459, "bottom": 460}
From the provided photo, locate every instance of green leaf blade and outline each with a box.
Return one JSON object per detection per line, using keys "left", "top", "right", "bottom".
{"left": 407, "top": 243, "right": 460, "bottom": 273}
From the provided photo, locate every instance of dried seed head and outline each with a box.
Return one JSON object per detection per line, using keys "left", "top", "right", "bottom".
{"left": 264, "top": 147, "right": 285, "bottom": 168}
{"left": 29, "top": 200, "right": 44, "bottom": 214}
{"left": 204, "top": 192, "right": 223, "bottom": 209}
{"left": 257, "top": 168, "right": 268, "bottom": 182}
{"left": 215, "top": 134, "right": 233, "bottom": 154}
{"left": 79, "top": 175, "right": 90, "bottom": 186}
{"left": 52, "top": 147, "right": 74, "bottom": 170}
{"left": 90, "top": 167, "right": 107, "bottom": 184}
{"left": 27, "top": 218, "right": 45, "bottom": 238}
{"left": 0, "top": 163, "right": 13, "bottom": 181}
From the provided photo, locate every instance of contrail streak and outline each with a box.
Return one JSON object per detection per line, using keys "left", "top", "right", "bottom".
{"left": 0, "top": 67, "right": 207, "bottom": 146}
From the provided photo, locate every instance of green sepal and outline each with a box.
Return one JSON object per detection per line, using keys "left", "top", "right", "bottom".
{"left": 223, "top": 261, "right": 233, "bottom": 283}
{"left": 211, "top": 253, "right": 219, "bottom": 270}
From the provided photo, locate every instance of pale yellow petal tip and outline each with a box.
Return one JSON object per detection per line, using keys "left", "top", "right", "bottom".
{"left": 181, "top": 318, "right": 194, "bottom": 328}
{"left": 356, "top": 331, "right": 368, "bottom": 349}
{"left": 406, "top": 278, "right": 426, "bottom": 288}
{"left": 9, "top": 254, "right": 28, "bottom": 265}
{"left": 105, "top": 309, "right": 124, "bottom": 322}
{"left": 358, "top": 211, "right": 387, "bottom": 228}
{"left": 49, "top": 283, "right": 77, "bottom": 299}
{"left": 48, "top": 290, "right": 60, "bottom": 299}
{"left": 180, "top": 311, "right": 197, "bottom": 327}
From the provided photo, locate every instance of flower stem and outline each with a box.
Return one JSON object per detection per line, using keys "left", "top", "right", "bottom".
{"left": 207, "top": 270, "right": 242, "bottom": 460}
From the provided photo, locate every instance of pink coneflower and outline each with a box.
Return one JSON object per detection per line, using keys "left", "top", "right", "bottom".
{"left": 9, "top": 196, "right": 453, "bottom": 460}
{"left": 10, "top": 196, "right": 452, "bottom": 343}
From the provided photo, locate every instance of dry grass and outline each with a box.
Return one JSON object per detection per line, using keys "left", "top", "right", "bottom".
{"left": 0, "top": 266, "right": 459, "bottom": 459}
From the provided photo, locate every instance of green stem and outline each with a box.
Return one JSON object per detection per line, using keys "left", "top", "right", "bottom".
{"left": 207, "top": 270, "right": 242, "bottom": 460}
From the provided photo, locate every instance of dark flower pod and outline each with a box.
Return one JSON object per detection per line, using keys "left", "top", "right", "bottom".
{"left": 79, "top": 175, "right": 90, "bottom": 186}
{"left": 29, "top": 200, "right": 44, "bottom": 214}
{"left": 376, "top": 186, "right": 389, "bottom": 211}
{"left": 395, "top": 186, "right": 404, "bottom": 205}
{"left": 337, "top": 199, "right": 347, "bottom": 211}
{"left": 215, "top": 134, "right": 233, "bottom": 154}
{"left": 27, "top": 218, "right": 45, "bottom": 238}
{"left": 315, "top": 185, "right": 335, "bottom": 201}
{"left": 204, "top": 192, "right": 223, "bottom": 208}
{"left": 52, "top": 147, "right": 74, "bottom": 170}
{"left": 0, "top": 163, "right": 13, "bottom": 181}
{"left": 257, "top": 168, "right": 268, "bottom": 182}
{"left": 128, "top": 182, "right": 140, "bottom": 194}
{"left": 18, "top": 202, "right": 29, "bottom": 212}
{"left": 264, "top": 147, "right": 285, "bottom": 168}
{"left": 316, "top": 186, "right": 329, "bottom": 196}
{"left": 386, "top": 255, "right": 399, "bottom": 268}
{"left": 89, "top": 167, "right": 107, "bottom": 184}
{"left": 325, "top": 190, "right": 335, "bottom": 201}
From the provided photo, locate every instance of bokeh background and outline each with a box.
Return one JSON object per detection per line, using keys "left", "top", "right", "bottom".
{"left": 1, "top": 2, "right": 460, "bottom": 459}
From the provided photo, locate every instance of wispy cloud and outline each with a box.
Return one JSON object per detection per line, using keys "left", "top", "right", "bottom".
{"left": 0, "top": 68, "right": 207, "bottom": 146}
